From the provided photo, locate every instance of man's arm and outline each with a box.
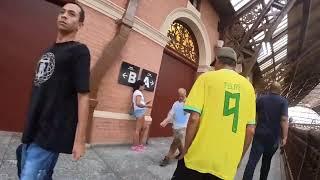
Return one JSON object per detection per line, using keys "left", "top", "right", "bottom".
{"left": 73, "top": 92, "right": 90, "bottom": 160}
{"left": 280, "top": 98, "right": 289, "bottom": 147}
{"left": 241, "top": 125, "right": 255, "bottom": 160}
{"left": 160, "top": 107, "right": 174, "bottom": 127}
{"left": 178, "top": 111, "right": 200, "bottom": 159}
{"left": 238, "top": 124, "right": 255, "bottom": 168}
{"left": 280, "top": 116, "right": 289, "bottom": 147}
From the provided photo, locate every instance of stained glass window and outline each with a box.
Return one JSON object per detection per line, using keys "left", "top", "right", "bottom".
{"left": 167, "top": 21, "right": 199, "bottom": 63}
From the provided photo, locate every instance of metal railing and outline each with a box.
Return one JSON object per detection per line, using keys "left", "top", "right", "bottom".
{"left": 283, "top": 126, "right": 320, "bottom": 180}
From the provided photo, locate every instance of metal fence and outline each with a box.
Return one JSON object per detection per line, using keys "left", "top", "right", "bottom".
{"left": 283, "top": 126, "right": 320, "bottom": 180}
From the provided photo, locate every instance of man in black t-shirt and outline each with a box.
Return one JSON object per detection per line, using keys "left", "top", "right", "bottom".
{"left": 243, "top": 82, "right": 289, "bottom": 180}
{"left": 18, "top": 2, "right": 90, "bottom": 179}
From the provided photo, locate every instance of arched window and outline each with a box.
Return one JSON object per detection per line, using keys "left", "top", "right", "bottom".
{"left": 167, "top": 21, "right": 199, "bottom": 64}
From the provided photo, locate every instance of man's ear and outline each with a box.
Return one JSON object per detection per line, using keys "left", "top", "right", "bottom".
{"left": 77, "top": 22, "right": 84, "bottom": 30}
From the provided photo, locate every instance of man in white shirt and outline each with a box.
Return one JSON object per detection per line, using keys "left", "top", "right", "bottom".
{"left": 159, "top": 88, "right": 189, "bottom": 166}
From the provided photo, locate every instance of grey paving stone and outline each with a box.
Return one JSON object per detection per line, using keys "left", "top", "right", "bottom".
{"left": 0, "top": 160, "right": 18, "bottom": 180}
{"left": 0, "top": 144, "right": 9, "bottom": 161}
{"left": 53, "top": 169, "right": 90, "bottom": 180}
{"left": 77, "top": 158, "right": 111, "bottom": 176}
{"left": 103, "top": 154, "right": 154, "bottom": 175}
{"left": 93, "top": 172, "right": 119, "bottom": 180}
{"left": 0, "top": 131, "right": 283, "bottom": 180}
{"left": 0, "top": 135, "right": 11, "bottom": 145}
{"left": 0, "top": 174, "right": 18, "bottom": 180}
{"left": 146, "top": 162, "right": 177, "bottom": 180}
{"left": 3, "top": 144, "right": 19, "bottom": 161}
{"left": 121, "top": 170, "right": 160, "bottom": 180}
{"left": 53, "top": 169, "right": 118, "bottom": 180}
{"left": 0, "top": 132, "right": 13, "bottom": 137}
{"left": 55, "top": 154, "right": 79, "bottom": 171}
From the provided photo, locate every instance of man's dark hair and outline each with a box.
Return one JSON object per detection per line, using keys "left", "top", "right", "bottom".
{"left": 65, "top": 2, "right": 85, "bottom": 23}
{"left": 218, "top": 57, "right": 236, "bottom": 67}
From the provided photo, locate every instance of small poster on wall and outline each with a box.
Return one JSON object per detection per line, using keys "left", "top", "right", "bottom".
{"left": 118, "top": 61, "right": 140, "bottom": 87}
{"left": 140, "top": 69, "right": 157, "bottom": 92}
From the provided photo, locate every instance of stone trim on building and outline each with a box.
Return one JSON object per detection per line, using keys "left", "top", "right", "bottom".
{"left": 160, "top": 7, "right": 212, "bottom": 67}
{"left": 93, "top": 110, "right": 152, "bottom": 121}
{"left": 186, "top": 0, "right": 201, "bottom": 18}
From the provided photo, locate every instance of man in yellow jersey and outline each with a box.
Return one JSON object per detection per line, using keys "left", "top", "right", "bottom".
{"left": 171, "top": 47, "right": 256, "bottom": 180}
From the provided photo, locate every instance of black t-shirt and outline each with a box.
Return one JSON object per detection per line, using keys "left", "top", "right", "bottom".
{"left": 22, "top": 41, "right": 90, "bottom": 154}
{"left": 255, "top": 93, "right": 288, "bottom": 143}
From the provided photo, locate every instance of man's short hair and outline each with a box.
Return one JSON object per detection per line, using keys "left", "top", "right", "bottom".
{"left": 218, "top": 57, "right": 237, "bottom": 67}
{"left": 270, "top": 81, "right": 281, "bottom": 94}
{"left": 65, "top": 2, "right": 85, "bottom": 23}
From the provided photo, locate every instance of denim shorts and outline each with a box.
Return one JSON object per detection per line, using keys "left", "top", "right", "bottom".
{"left": 133, "top": 109, "right": 146, "bottom": 119}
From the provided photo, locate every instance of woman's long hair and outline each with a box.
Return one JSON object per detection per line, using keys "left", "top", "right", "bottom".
{"left": 133, "top": 80, "right": 145, "bottom": 92}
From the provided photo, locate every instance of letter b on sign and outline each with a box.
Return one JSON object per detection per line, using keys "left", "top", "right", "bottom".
{"left": 128, "top": 71, "right": 137, "bottom": 84}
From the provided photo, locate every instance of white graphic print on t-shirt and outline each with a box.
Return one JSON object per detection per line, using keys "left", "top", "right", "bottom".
{"left": 34, "top": 52, "right": 55, "bottom": 86}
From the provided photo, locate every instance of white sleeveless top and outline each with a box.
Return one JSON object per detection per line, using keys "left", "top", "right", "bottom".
{"left": 132, "top": 90, "right": 146, "bottom": 111}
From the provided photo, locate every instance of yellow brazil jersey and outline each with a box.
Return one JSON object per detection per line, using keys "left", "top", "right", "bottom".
{"left": 184, "top": 69, "right": 256, "bottom": 180}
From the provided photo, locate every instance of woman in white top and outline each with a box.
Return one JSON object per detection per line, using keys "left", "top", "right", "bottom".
{"left": 131, "top": 80, "right": 152, "bottom": 152}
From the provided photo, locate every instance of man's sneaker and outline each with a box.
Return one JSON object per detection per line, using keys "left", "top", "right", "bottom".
{"left": 160, "top": 157, "right": 170, "bottom": 167}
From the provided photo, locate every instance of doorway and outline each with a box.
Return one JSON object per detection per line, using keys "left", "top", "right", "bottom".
{"left": 0, "top": 0, "right": 60, "bottom": 131}
{"left": 150, "top": 49, "right": 197, "bottom": 137}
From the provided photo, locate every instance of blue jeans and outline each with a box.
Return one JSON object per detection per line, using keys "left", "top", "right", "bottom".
{"left": 19, "top": 143, "right": 59, "bottom": 180}
{"left": 133, "top": 109, "right": 146, "bottom": 119}
{"left": 243, "top": 136, "right": 278, "bottom": 180}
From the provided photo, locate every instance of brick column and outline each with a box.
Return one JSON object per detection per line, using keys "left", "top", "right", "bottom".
{"left": 86, "top": 0, "right": 140, "bottom": 143}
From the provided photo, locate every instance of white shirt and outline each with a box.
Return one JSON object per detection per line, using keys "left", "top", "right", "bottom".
{"left": 132, "top": 90, "right": 146, "bottom": 111}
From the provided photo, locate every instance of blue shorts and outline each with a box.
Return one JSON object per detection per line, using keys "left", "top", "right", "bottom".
{"left": 133, "top": 109, "right": 146, "bottom": 119}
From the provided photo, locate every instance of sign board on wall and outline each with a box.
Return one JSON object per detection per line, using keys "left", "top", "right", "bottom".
{"left": 141, "top": 69, "right": 157, "bottom": 92}
{"left": 118, "top": 61, "right": 140, "bottom": 87}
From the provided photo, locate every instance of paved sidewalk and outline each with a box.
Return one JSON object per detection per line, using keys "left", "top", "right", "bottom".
{"left": 0, "top": 131, "right": 283, "bottom": 180}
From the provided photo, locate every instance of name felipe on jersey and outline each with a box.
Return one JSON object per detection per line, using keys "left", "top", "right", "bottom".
{"left": 224, "top": 82, "right": 240, "bottom": 91}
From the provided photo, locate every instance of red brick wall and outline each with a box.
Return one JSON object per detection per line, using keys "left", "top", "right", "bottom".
{"left": 76, "top": 5, "right": 117, "bottom": 68}
{"left": 90, "top": 118, "right": 151, "bottom": 144}
{"left": 95, "top": 31, "right": 164, "bottom": 115}
{"left": 76, "top": 0, "right": 220, "bottom": 144}
{"left": 88, "top": 29, "right": 166, "bottom": 144}
{"left": 136, "top": 0, "right": 188, "bottom": 29}
{"left": 200, "top": 0, "right": 220, "bottom": 57}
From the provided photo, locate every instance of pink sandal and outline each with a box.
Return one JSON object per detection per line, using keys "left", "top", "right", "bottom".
{"left": 138, "top": 144, "right": 146, "bottom": 150}
{"left": 131, "top": 145, "right": 140, "bottom": 152}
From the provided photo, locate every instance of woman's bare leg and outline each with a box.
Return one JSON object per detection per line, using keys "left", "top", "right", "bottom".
{"left": 133, "top": 117, "right": 143, "bottom": 146}
{"left": 139, "top": 116, "right": 146, "bottom": 145}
